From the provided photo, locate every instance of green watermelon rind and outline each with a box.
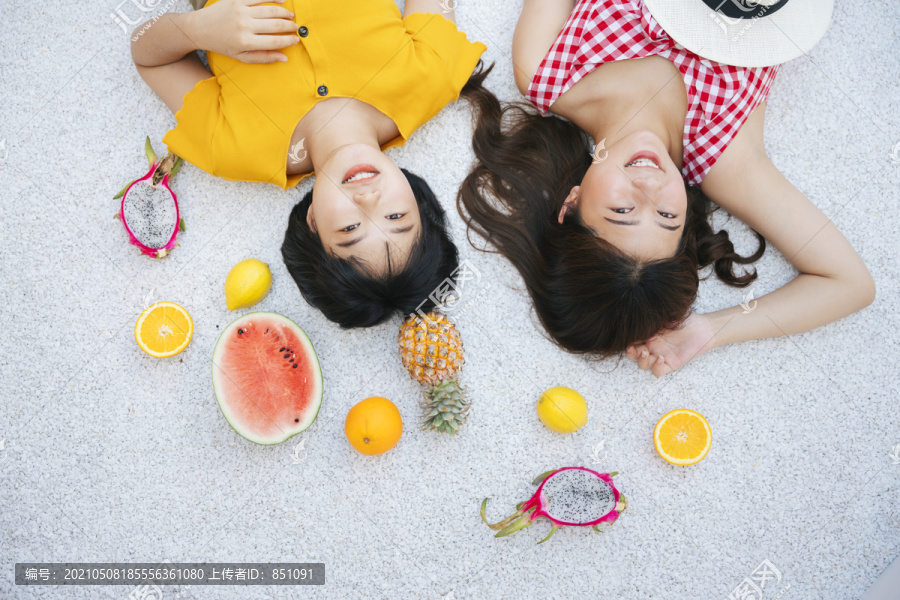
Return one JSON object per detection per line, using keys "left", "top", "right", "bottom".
{"left": 211, "top": 311, "right": 323, "bottom": 445}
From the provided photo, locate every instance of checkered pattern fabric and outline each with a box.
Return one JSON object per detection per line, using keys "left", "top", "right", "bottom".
{"left": 526, "top": 0, "right": 779, "bottom": 185}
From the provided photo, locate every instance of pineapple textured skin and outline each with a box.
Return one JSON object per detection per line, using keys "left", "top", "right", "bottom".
{"left": 398, "top": 312, "right": 464, "bottom": 387}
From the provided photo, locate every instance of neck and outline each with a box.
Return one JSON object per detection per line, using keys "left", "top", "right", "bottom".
{"left": 587, "top": 104, "right": 682, "bottom": 166}
{"left": 304, "top": 102, "right": 382, "bottom": 171}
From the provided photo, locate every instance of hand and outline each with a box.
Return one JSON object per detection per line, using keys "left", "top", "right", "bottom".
{"left": 625, "top": 312, "right": 717, "bottom": 377}
{"left": 189, "top": 0, "right": 299, "bottom": 64}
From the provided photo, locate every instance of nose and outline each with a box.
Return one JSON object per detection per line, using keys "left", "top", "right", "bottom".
{"left": 631, "top": 174, "right": 663, "bottom": 205}
{"left": 352, "top": 188, "right": 381, "bottom": 208}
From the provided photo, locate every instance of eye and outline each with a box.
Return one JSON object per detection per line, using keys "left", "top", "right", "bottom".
{"left": 386, "top": 213, "right": 405, "bottom": 220}
{"left": 658, "top": 212, "right": 676, "bottom": 219}
{"left": 612, "top": 208, "right": 633, "bottom": 214}
{"left": 340, "top": 223, "right": 359, "bottom": 232}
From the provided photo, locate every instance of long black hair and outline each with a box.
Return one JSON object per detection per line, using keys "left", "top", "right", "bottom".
{"left": 457, "top": 86, "right": 765, "bottom": 356}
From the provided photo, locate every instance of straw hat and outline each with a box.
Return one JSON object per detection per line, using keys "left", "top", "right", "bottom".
{"left": 642, "top": 0, "right": 835, "bottom": 67}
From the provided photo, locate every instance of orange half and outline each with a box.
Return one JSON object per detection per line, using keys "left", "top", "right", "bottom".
{"left": 654, "top": 408, "right": 712, "bottom": 466}
{"left": 135, "top": 301, "right": 193, "bottom": 358}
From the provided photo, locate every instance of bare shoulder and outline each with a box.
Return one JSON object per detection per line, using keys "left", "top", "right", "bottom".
{"left": 701, "top": 102, "right": 768, "bottom": 211}
{"left": 512, "top": 0, "right": 575, "bottom": 96}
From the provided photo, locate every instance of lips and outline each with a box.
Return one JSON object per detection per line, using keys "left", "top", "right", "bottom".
{"left": 624, "top": 151, "right": 661, "bottom": 170}
{"left": 342, "top": 163, "right": 380, "bottom": 184}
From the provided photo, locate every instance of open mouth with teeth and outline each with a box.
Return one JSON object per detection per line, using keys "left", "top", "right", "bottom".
{"left": 624, "top": 152, "right": 661, "bottom": 171}
{"left": 342, "top": 164, "right": 380, "bottom": 184}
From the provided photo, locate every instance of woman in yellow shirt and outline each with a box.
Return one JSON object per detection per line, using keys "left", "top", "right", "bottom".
{"left": 131, "top": 0, "right": 488, "bottom": 326}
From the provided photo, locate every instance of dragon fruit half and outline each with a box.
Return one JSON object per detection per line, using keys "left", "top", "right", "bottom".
{"left": 480, "top": 467, "right": 627, "bottom": 544}
{"left": 114, "top": 137, "right": 183, "bottom": 258}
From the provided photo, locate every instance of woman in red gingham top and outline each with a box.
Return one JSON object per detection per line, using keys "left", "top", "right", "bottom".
{"left": 457, "top": 0, "right": 874, "bottom": 376}
{"left": 526, "top": 0, "right": 779, "bottom": 186}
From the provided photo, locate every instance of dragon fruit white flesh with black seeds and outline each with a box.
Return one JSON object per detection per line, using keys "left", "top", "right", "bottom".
{"left": 114, "top": 137, "right": 184, "bottom": 259}
{"left": 481, "top": 467, "right": 627, "bottom": 544}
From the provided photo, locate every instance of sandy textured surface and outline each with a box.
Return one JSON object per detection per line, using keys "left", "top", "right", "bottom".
{"left": 1, "top": 1, "right": 898, "bottom": 598}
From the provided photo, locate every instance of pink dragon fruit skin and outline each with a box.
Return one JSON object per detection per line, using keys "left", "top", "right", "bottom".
{"left": 480, "top": 466, "right": 628, "bottom": 544}
{"left": 114, "top": 137, "right": 183, "bottom": 259}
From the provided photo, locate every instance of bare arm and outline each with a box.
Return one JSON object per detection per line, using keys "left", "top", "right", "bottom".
{"left": 131, "top": 0, "right": 299, "bottom": 114}
{"left": 629, "top": 103, "right": 875, "bottom": 376}
{"left": 403, "top": 0, "right": 456, "bottom": 23}
{"left": 511, "top": 0, "right": 574, "bottom": 95}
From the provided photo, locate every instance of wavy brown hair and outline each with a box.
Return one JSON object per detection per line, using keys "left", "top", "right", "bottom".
{"left": 457, "top": 85, "right": 765, "bottom": 357}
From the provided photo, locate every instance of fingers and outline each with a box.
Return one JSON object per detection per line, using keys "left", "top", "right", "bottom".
{"left": 636, "top": 348, "right": 654, "bottom": 371}
{"left": 236, "top": 50, "right": 289, "bottom": 63}
{"left": 650, "top": 356, "right": 673, "bottom": 378}
{"left": 626, "top": 345, "right": 673, "bottom": 377}
{"left": 248, "top": 4, "right": 297, "bottom": 24}
{"left": 240, "top": 29, "right": 300, "bottom": 53}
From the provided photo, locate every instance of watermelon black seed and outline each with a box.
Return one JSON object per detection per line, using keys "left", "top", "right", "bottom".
{"left": 292, "top": 364, "right": 298, "bottom": 368}
{"left": 284, "top": 354, "right": 290, "bottom": 358}
{"left": 289, "top": 358, "right": 294, "bottom": 363}
{"left": 238, "top": 329, "right": 244, "bottom": 334}
{"left": 294, "top": 418, "right": 299, "bottom": 422}
{"left": 280, "top": 347, "right": 285, "bottom": 352}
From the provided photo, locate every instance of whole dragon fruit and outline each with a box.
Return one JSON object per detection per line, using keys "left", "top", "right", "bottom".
{"left": 114, "top": 137, "right": 184, "bottom": 258}
{"left": 480, "top": 467, "right": 627, "bottom": 544}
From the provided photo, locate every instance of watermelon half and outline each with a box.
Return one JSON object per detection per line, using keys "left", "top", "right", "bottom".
{"left": 211, "top": 312, "right": 323, "bottom": 445}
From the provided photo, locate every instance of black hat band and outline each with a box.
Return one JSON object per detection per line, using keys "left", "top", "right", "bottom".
{"left": 701, "top": 0, "right": 790, "bottom": 19}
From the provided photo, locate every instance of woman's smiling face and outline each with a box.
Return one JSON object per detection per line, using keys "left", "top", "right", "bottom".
{"left": 568, "top": 130, "right": 687, "bottom": 261}
{"left": 307, "top": 145, "right": 421, "bottom": 273}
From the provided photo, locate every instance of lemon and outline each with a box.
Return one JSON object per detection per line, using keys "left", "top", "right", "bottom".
{"left": 224, "top": 258, "right": 272, "bottom": 310}
{"left": 536, "top": 386, "right": 588, "bottom": 434}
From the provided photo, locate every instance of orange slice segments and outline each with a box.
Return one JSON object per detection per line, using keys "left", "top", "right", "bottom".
{"left": 653, "top": 408, "right": 712, "bottom": 466}
{"left": 134, "top": 301, "right": 193, "bottom": 358}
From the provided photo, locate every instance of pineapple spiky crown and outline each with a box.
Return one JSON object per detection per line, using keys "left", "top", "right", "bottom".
{"left": 420, "top": 380, "right": 470, "bottom": 434}
{"left": 398, "top": 311, "right": 469, "bottom": 434}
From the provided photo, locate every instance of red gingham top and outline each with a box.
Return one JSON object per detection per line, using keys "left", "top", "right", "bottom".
{"left": 526, "top": 0, "right": 780, "bottom": 185}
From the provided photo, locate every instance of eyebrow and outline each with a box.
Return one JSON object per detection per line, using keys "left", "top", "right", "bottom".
{"left": 335, "top": 224, "right": 416, "bottom": 248}
{"left": 604, "top": 217, "right": 682, "bottom": 232}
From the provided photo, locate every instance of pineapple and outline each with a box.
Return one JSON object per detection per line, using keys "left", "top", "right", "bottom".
{"left": 398, "top": 311, "right": 470, "bottom": 434}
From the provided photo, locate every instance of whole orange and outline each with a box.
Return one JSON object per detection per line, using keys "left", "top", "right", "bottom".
{"left": 344, "top": 397, "right": 403, "bottom": 455}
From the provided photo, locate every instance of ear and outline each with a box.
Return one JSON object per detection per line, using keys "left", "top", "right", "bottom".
{"left": 306, "top": 207, "right": 317, "bottom": 233}
{"left": 557, "top": 186, "right": 580, "bottom": 224}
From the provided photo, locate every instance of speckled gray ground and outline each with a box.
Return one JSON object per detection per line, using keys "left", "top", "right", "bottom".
{"left": 1, "top": 1, "right": 898, "bottom": 599}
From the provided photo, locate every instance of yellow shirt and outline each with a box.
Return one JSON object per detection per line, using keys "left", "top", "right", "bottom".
{"left": 162, "top": 0, "right": 487, "bottom": 190}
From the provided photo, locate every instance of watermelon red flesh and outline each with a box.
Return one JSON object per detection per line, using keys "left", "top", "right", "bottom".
{"left": 212, "top": 312, "right": 323, "bottom": 445}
